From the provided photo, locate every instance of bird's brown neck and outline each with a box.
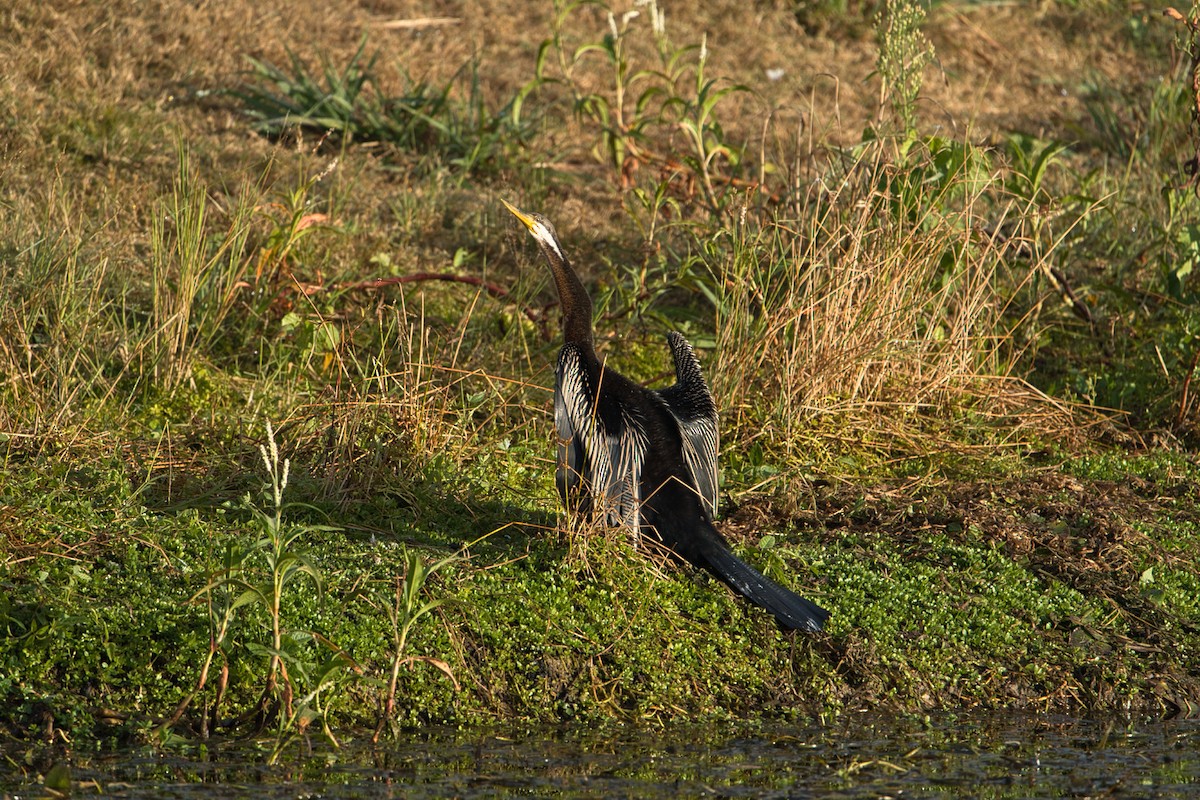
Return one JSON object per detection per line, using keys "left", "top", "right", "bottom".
{"left": 541, "top": 243, "right": 595, "bottom": 355}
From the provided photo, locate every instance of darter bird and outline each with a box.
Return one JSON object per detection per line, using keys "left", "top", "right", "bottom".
{"left": 502, "top": 199, "right": 829, "bottom": 632}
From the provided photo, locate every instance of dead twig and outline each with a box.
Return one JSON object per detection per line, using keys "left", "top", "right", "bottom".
{"left": 373, "top": 17, "right": 461, "bottom": 30}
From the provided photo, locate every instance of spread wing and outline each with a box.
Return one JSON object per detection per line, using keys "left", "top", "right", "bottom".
{"left": 655, "top": 331, "right": 719, "bottom": 518}
{"left": 555, "top": 344, "right": 647, "bottom": 532}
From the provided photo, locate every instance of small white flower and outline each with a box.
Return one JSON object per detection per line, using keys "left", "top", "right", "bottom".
{"left": 637, "top": 0, "right": 665, "bottom": 35}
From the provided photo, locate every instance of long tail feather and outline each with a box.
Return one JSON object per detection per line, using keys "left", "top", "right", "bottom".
{"left": 695, "top": 533, "right": 830, "bottom": 632}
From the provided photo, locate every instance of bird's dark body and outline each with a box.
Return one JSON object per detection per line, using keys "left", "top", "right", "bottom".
{"left": 568, "top": 348, "right": 829, "bottom": 631}
{"left": 503, "top": 200, "right": 829, "bottom": 632}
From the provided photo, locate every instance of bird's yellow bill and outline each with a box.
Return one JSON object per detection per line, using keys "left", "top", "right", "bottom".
{"left": 501, "top": 198, "right": 536, "bottom": 231}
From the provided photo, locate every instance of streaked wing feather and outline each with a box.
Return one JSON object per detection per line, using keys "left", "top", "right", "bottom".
{"left": 602, "top": 403, "right": 646, "bottom": 532}
{"left": 677, "top": 416, "right": 719, "bottom": 517}
{"left": 553, "top": 377, "right": 588, "bottom": 509}
{"left": 557, "top": 346, "right": 646, "bottom": 532}
{"left": 656, "top": 332, "right": 720, "bottom": 517}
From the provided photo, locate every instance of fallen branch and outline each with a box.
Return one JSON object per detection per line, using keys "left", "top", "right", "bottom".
{"left": 340, "top": 272, "right": 551, "bottom": 338}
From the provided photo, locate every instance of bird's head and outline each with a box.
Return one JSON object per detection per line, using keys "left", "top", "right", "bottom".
{"left": 501, "top": 199, "right": 566, "bottom": 263}
{"left": 500, "top": 199, "right": 594, "bottom": 345}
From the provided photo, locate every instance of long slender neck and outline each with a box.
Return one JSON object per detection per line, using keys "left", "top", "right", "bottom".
{"left": 540, "top": 243, "right": 595, "bottom": 354}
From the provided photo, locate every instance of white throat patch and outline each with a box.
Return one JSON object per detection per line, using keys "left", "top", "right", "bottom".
{"left": 532, "top": 222, "right": 564, "bottom": 261}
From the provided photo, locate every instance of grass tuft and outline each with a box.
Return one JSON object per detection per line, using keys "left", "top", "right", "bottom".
{"left": 234, "top": 38, "right": 534, "bottom": 175}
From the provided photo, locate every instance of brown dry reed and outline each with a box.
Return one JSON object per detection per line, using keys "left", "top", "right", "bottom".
{"left": 710, "top": 145, "right": 1012, "bottom": 468}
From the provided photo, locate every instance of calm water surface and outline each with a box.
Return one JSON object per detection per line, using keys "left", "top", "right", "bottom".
{"left": 3, "top": 713, "right": 1197, "bottom": 798}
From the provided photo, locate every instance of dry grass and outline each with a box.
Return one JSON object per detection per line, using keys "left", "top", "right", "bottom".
{"left": 0, "top": 0, "right": 1176, "bottom": 478}
{"left": 704, "top": 139, "right": 1017, "bottom": 483}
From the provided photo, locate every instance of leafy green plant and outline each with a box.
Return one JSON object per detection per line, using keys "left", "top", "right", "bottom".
{"left": 529, "top": 0, "right": 748, "bottom": 207}
{"left": 0, "top": 571, "right": 89, "bottom": 658}
{"left": 164, "top": 420, "right": 349, "bottom": 755}
{"left": 234, "top": 38, "right": 531, "bottom": 175}
{"left": 254, "top": 162, "right": 336, "bottom": 290}
{"left": 240, "top": 422, "right": 343, "bottom": 745}
{"left": 371, "top": 548, "right": 458, "bottom": 743}
{"left": 867, "top": 132, "right": 993, "bottom": 227}
{"left": 266, "top": 630, "right": 360, "bottom": 764}
{"left": 532, "top": 1, "right": 655, "bottom": 176}
{"left": 665, "top": 35, "right": 748, "bottom": 211}
{"left": 1170, "top": 222, "right": 1200, "bottom": 301}
{"left": 1004, "top": 134, "right": 1071, "bottom": 208}
{"left": 154, "top": 537, "right": 248, "bottom": 741}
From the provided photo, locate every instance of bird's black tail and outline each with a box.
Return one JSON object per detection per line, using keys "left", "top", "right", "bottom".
{"left": 642, "top": 480, "right": 829, "bottom": 632}
{"left": 693, "top": 527, "right": 830, "bottom": 632}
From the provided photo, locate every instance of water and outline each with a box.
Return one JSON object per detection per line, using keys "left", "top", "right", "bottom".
{"left": 3, "top": 713, "right": 1197, "bottom": 798}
